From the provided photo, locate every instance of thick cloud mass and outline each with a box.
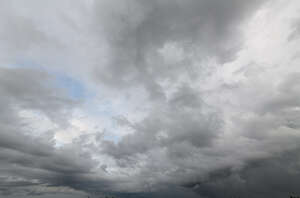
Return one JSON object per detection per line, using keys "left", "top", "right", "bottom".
{"left": 1, "top": 0, "right": 300, "bottom": 198}
{"left": 93, "top": 0, "right": 265, "bottom": 99}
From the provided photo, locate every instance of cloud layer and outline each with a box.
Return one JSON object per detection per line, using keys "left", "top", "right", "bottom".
{"left": 1, "top": 0, "right": 300, "bottom": 197}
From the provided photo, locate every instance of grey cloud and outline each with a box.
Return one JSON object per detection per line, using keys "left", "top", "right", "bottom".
{"left": 0, "top": 67, "right": 102, "bottom": 196}
{"left": 262, "top": 73, "right": 300, "bottom": 114}
{"left": 288, "top": 18, "right": 300, "bottom": 41}
{"left": 92, "top": 146, "right": 300, "bottom": 198}
{"left": 0, "top": 15, "right": 47, "bottom": 51}
{"left": 232, "top": 72, "right": 300, "bottom": 140}
{"left": 185, "top": 148, "right": 300, "bottom": 198}
{"left": 94, "top": 84, "right": 226, "bottom": 194}
{"left": 97, "top": 62, "right": 300, "bottom": 197}
{"left": 0, "top": 68, "right": 77, "bottom": 127}
{"left": 102, "top": 85, "right": 222, "bottom": 162}
{"left": 0, "top": 129, "right": 109, "bottom": 196}
{"left": 1, "top": 0, "right": 300, "bottom": 198}
{"left": 93, "top": 0, "right": 267, "bottom": 98}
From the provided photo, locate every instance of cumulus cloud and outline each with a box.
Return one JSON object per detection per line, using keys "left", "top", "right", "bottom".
{"left": 92, "top": 0, "right": 267, "bottom": 99}
{"left": 1, "top": 0, "right": 300, "bottom": 198}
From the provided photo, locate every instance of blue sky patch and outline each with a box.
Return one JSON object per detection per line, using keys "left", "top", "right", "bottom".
{"left": 54, "top": 73, "right": 87, "bottom": 100}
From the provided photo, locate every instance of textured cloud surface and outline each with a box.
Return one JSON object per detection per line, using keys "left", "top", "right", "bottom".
{"left": 1, "top": 0, "right": 300, "bottom": 198}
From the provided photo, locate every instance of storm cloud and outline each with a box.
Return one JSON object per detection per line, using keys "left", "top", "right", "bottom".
{"left": 1, "top": 0, "right": 300, "bottom": 198}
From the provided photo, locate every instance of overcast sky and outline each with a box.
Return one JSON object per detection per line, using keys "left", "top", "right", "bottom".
{"left": 1, "top": 0, "right": 300, "bottom": 198}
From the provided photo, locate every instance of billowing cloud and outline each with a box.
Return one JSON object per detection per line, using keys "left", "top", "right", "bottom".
{"left": 92, "top": 0, "right": 267, "bottom": 99}
{"left": 0, "top": 0, "right": 300, "bottom": 198}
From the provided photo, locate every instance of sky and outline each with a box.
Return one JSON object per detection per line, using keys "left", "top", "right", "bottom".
{"left": 0, "top": 0, "right": 300, "bottom": 197}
